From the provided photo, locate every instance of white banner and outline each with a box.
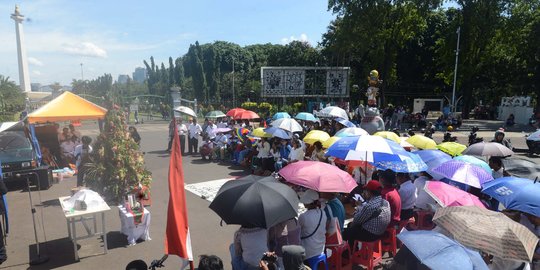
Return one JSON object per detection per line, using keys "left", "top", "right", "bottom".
{"left": 326, "top": 70, "right": 348, "bottom": 95}
{"left": 262, "top": 69, "right": 305, "bottom": 97}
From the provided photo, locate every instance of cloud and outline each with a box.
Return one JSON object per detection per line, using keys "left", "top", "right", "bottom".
{"left": 280, "top": 33, "right": 309, "bottom": 44}
{"left": 32, "top": 70, "right": 41, "bottom": 76}
{"left": 62, "top": 42, "right": 107, "bottom": 58}
{"left": 28, "top": 57, "right": 44, "bottom": 66}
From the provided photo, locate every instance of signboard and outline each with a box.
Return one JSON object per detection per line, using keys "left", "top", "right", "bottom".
{"left": 326, "top": 70, "right": 348, "bottom": 95}
{"left": 261, "top": 67, "right": 349, "bottom": 97}
{"left": 262, "top": 69, "right": 305, "bottom": 97}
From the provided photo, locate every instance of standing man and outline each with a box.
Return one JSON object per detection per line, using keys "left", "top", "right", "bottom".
{"left": 396, "top": 173, "right": 416, "bottom": 221}
{"left": 177, "top": 119, "right": 187, "bottom": 156}
{"left": 188, "top": 118, "right": 202, "bottom": 155}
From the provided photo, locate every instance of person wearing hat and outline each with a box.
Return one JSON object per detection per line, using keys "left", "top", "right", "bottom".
{"left": 491, "top": 128, "right": 512, "bottom": 149}
{"left": 343, "top": 180, "right": 391, "bottom": 243}
{"left": 298, "top": 190, "right": 327, "bottom": 260}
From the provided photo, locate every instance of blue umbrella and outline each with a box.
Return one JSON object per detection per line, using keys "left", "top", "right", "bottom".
{"left": 335, "top": 117, "right": 356, "bottom": 128}
{"left": 325, "top": 135, "right": 404, "bottom": 163}
{"left": 272, "top": 112, "right": 291, "bottom": 120}
{"left": 295, "top": 112, "right": 318, "bottom": 122}
{"left": 482, "top": 177, "right": 540, "bottom": 217}
{"left": 264, "top": 127, "right": 292, "bottom": 139}
{"left": 373, "top": 150, "right": 428, "bottom": 173}
{"left": 398, "top": 230, "right": 489, "bottom": 270}
{"left": 414, "top": 150, "right": 452, "bottom": 168}
{"left": 335, "top": 127, "right": 368, "bottom": 137}
{"left": 454, "top": 155, "right": 491, "bottom": 174}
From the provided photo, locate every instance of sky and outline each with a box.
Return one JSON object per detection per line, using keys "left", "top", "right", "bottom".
{"left": 0, "top": 0, "right": 336, "bottom": 86}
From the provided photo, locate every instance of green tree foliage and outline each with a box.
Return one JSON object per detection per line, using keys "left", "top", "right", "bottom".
{"left": 0, "top": 75, "right": 25, "bottom": 121}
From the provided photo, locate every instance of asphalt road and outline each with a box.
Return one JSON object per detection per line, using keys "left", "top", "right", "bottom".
{"left": 1, "top": 121, "right": 537, "bottom": 270}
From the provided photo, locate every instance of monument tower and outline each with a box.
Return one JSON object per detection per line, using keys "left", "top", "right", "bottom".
{"left": 11, "top": 5, "right": 31, "bottom": 92}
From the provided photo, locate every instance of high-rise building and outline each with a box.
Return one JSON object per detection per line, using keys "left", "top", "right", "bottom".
{"left": 132, "top": 67, "right": 147, "bottom": 84}
{"left": 117, "top": 74, "right": 130, "bottom": 84}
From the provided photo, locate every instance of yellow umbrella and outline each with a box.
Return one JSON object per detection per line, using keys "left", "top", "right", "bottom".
{"left": 323, "top": 136, "right": 341, "bottom": 148}
{"left": 250, "top": 127, "right": 272, "bottom": 138}
{"left": 407, "top": 135, "right": 437, "bottom": 150}
{"left": 374, "top": 131, "right": 401, "bottom": 143}
{"left": 303, "top": 130, "right": 330, "bottom": 144}
{"left": 437, "top": 142, "right": 467, "bottom": 156}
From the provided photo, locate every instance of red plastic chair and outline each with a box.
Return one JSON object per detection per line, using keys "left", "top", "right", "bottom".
{"left": 413, "top": 210, "right": 435, "bottom": 230}
{"left": 351, "top": 240, "right": 383, "bottom": 270}
{"left": 381, "top": 227, "right": 397, "bottom": 257}
{"left": 326, "top": 242, "right": 352, "bottom": 270}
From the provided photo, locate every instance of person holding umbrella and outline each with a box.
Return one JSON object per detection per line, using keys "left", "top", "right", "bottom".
{"left": 396, "top": 173, "right": 416, "bottom": 221}
{"left": 230, "top": 226, "right": 268, "bottom": 270}
{"left": 343, "top": 180, "right": 391, "bottom": 243}
{"left": 488, "top": 157, "right": 511, "bottom": 179}
{"left": 380, "top": 170, "right": 402, "bottom": 228}
{"left": 298, "top": 190, "right": 327, "bottom": 261}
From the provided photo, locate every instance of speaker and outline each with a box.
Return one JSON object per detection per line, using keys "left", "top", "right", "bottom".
{"left": 32, "top": 166, "right": 52, "bottom": 190}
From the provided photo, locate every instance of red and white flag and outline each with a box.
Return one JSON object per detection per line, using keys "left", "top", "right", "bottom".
{"left": 165, "top": 121, "right": 194, "bottom": 269}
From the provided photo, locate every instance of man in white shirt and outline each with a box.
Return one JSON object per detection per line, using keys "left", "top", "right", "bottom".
{"left": 298, "top": 190, "right": 327, "bottom": 260}
{"left": 397, "top": 173, "right": 417, "bottom": 221}
{"left": 176, "top": 119, "right": 188, "bottom": 155}
{"left": 188, "top": 118, "right": 202, "bottom": 154}
{"left": 414, "top": 172, "right": 437, "bottom": 210}
{"left": 60, "top": 135, "right": 77, "bottom": 164}
{"left": 205, "top": 120, "right": 217, "bottom": 140}
{"left": 213, "top": 132, "right": 229, "bottom": 160}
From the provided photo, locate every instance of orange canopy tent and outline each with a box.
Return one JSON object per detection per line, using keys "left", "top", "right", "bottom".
{"left": 27, "top": 91, "right": 107, "bottom": 124}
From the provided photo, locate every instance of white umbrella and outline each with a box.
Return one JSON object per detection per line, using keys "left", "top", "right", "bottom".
{"left": 335, "top": 127, "right": 369, "bottom": 137}
{"left": 317, "top": 106, "right": 349, "bottom": 120}
{"left": 174, "top": 106, "right": 197, "bottom": 118}
{"left": 462, "top": 142, "right": 514, "bottom": 157}
{"left": 271, "top": 118, "right": 303, "bottom": 133}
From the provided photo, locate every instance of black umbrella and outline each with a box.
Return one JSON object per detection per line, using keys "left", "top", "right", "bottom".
{"left": 503, "top": 158, "right": 540, "bottom": 180}
{"left": 209, "top": 175, "right": 299, "bottom": 229}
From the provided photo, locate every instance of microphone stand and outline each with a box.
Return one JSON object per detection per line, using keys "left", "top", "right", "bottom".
{"left": 18, "top": 173, "right": 49, "bottom": 265}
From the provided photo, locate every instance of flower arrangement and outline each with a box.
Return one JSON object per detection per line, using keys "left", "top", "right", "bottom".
{"left": 85, "top": 106, "right": 152, "bottom": 203}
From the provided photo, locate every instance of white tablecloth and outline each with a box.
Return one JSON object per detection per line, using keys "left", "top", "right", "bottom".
{"left": 118, "top": 205, "right": 151, "bottom": 245}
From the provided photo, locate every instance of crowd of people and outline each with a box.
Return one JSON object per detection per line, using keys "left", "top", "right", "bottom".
{"left": 160, "top": 111, "right": 539, "bottom": 270}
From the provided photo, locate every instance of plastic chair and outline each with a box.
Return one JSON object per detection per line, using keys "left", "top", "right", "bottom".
{"left": 381, "top": 227, "right": 397, "bottom": 257}
{"left": 351, "top": 240, "right": 383, "bottom": 270}
{"left": 326, "top": 242, "right": 352, "bottom": 270}
{"left": 413, "top": 210, "right": 435, "bottom": 230}
{"left": 305, "top": 253, "right": 329, "bottom": 270}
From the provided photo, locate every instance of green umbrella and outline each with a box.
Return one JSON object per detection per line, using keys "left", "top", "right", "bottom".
{"left": 205, "top": 110, "right": 226, "bottom": 119}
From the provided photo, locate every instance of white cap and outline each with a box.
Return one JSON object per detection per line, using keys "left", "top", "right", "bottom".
{"left": 299, "top": 190, "right": 319, "bottom": 205}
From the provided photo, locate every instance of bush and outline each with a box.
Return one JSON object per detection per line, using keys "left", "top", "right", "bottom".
{"left": 293, "top": 102, "right": 304, "bottom": 113}
{"left": 258, "top": 102, "right": 273, "bottom": 114}
{"left": 241, "top": 102, "right": 258, "bottom": 111}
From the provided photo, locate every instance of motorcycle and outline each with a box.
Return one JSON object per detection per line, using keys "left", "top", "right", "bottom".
{"left": 526, "top": 129, "right": 540, "bottom": 155}
{"left": 443, "top": 132, "right": 458, "bottom": 143}
{"left": 468, "top": 126, "right": 484, "bottom": 146}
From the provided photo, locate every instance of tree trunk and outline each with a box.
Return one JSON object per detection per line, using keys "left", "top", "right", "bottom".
{"left": 461, "top": 80, "right": 473, "bottom": 119}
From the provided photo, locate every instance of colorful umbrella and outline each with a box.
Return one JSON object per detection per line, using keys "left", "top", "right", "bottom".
{"left": 407, "top": 135, "right": 437, "bottom": 150}
{"left": 433, "top": 206, "right": 539, "bottom": 262}
{"left": 453, "top": 155, "right": 491, "bottom": 174}
{"left": 205, "top": 110, "right": 226, "bottom": 119}
{"left": 374, "top": 131, "right": 401, "bottom": 143}
{"left": 437, "top": 142, "right": 467, "bottom": 156}
{"left": 372, "top": 150, "right": 428, "bottom": 173}
{"left": 264, "top": 127, "right": 291, "bottom": 139}
{"left": 335, "top": 127, "right": 368, "bottom": 137}
{"left": 424, "top": 181, "right": 486, "bottom": 208}
{"left": 482, "top": 176, "right": 540, "bottom": 217}
{"left": 226, "top": 108, "right": 245, "bottom": 117}
{"left": 272, "top": 112, "right": 291, "bottom": 120}
{"left": 270, "top": 118, "right": 303, "bottom": 133}
{"left": 295, "top": 112, "right": 318, "bottom": 122}
{"left": 431, "top": 160, "right": 494, "bottom": 188}
{"left": 335, "top": 117, "right": 356, "bottom": 128}
{"left": 279, "top": 161, "right": 358, "bottom": 193}
{"left": 249, "top": 127, "right": 271, "bottom": 138}
{"left": 209, "top": 176, "right": 299, "bottom": 229}
{"left": 462, "top": 142, "right": 514, "bottom": 157}
{"left": 234, "top": 110, "right": 260, "bottom": 120}
{"left": 303, "top": 130, "right": 330, "bottom": 145}
{"left": 235, "top": 127, "right": 255, "bottom": 143}
{"left": 317, "top": 106, "right": 349, "bottom": 120}
{"left": 397, "top": 230, "right": 489, "bottom": 270}
{"left": 173, "top": 106, "right": 197, "bottom": 118}
{"left": 322, "top": 136, "right": 341, "bottom": 149}
{"left": 325, "top": 135, "right": 404, "bottom": 163}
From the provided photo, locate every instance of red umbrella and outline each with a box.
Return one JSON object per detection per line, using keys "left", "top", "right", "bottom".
{"left": 234, "top": 110, "right": 260, "bottom": 120}
{"left": 226, "top": 108, "right": 245, "bottom": 117}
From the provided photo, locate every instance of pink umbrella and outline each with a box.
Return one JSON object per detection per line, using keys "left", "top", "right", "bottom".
{"left": 424, "top": 181, "right": 486, "bottom": 208}
{"left": 279, "top": 161, "right": 358, "bottom": 193}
